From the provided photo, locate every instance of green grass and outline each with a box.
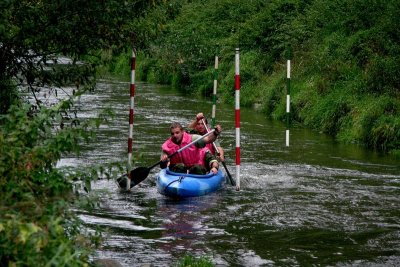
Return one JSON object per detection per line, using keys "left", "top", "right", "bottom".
{"left": 177, "top": 254, "right": 214, "bottom": 267}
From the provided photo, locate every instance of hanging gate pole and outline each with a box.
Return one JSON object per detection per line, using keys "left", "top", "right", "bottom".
{"left": 235, "top": 48, "right": 241, "bottom": 190}
{"left": 211, "top": 56, "right": 218, "bottom": 128}
{"left": 127, "top": 49, "right": 136, "bottom": 189}
{"left": 286, "top": 58, "right": 291, "bottom": 147}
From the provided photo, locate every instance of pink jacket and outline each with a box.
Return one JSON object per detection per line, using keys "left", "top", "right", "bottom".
{"left": 162, "top": 132, "right": 204, "bottom": 167}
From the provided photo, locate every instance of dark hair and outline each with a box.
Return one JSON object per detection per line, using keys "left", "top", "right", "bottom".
{"left": 170, "top": 122, "right": 183, "bottom": 131}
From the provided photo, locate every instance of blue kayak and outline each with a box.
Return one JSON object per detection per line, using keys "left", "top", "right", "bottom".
{"left": 156, "top": 168, "right": 225, "bottom": 198}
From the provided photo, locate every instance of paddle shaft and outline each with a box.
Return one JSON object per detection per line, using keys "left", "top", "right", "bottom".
{"left": 200, "top": 119, "right": 220, "bottom": 154}
{"left": 148, "top": 129, "right": 217, "bottom": 170}
{"left": 122, "top": 128, "right": 219, "bottom": 189}
{"left": 201, "top": 119, "right": 235, "bottom": 186}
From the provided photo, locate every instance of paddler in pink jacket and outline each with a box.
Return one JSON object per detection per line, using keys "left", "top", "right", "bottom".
{"left": 160, "top": 122, "right": 221, "bottom": 175}
{"left": 187, "top": 112, "right": 225, "bottom": 161}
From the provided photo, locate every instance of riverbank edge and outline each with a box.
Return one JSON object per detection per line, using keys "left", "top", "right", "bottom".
{"left": 99, "top": 51, "right": 399, "bottom": 159}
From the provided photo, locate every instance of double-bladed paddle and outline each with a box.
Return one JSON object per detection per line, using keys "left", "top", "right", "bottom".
{"left": 117, "top": 129, "right": 217, "bottom": 189}
{"left": 201, "top": 119, "right": 236, "bottom": 186}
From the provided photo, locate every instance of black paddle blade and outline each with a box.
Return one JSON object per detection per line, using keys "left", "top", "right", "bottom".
{"left": 129, "top": 167, "right": 151, "bottom": 187}
{"left": 116, "top": 174, "right": 129, "bottom": 189}
{"left": 116, "top": 167, "right": 151, "bottom": 189}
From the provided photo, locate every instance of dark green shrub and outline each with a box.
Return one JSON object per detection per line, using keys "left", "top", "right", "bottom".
{"left": 0, "top": 102, "right": 105, "bottom": 266}
{"left": 0, "top": 78, "right": 19, "bottom": 114}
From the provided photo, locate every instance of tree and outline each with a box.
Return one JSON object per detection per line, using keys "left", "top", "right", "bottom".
{"left": 0, "top": 1, "right": 162, "bottom": 265}
{"left": 0, "top": 0, "right": 156, "bottom": 113}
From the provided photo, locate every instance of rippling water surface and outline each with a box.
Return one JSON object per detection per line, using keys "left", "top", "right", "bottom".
{"left": 59, "top": 79, "right": 400, "bottom": 266}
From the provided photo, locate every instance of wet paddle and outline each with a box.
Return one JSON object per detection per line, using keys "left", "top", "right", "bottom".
{"left": 117, "top": 129, "right": 217, "bottom": 189}
{"left": 201, "top": 119, "right": 236, "bottom": 186}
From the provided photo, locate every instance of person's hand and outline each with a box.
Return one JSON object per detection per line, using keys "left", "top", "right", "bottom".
{"left": 196, "top": 112, "right": 204, "bottom": 121}
{"left": 160, "top": 153, "right": 169, "bottom": 169}
{"left": 210, "top": 165, "right": 219, "bottom": 174}
{"left": 214, "top": 124, "right": 222, "bottom": 136}
{"left": 160, "top": 153, "right": 169, "bottom": 162}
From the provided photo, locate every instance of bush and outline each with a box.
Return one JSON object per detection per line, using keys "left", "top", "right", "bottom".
{"left": 0, "top": 103, "right": 103, "bottom": 266}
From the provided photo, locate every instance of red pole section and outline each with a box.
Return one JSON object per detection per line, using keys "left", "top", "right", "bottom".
{"left": 127, "top": 49, "right": 136, "bottom": 189}
{"left": 235, "top": 48, "right": 241, "bottom": 190}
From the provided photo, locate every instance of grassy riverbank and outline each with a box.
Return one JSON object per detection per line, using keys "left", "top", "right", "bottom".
{"left": 109, "top": 0, "right": 399, "bottom": 156}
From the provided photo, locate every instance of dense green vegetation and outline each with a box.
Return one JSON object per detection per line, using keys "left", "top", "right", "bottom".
{"left": 0, "top": 0, "right": 156, "bottom": 266}
{"left": 0, "top": 102, "right": 104, "bottom": 266}
{"left": 119, "top": 0, "right": 399, "bottom": 155}
{"left": 1, "top": 0, "right": 399, "bottom": 265}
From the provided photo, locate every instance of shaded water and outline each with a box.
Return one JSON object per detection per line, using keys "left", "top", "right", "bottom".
{"left": 60, "top": 79, "right": 400, "bottom": 266}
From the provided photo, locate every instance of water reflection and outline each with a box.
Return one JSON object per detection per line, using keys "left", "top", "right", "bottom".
{"left": 156, "top": 195, "right": 222, "bottom": 255}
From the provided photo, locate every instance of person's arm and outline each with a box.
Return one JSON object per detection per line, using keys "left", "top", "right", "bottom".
{"left": 188, "top": 112, "right": 204, "bottom": 130}
{"left": 210, "top": 138, "right": 224, "bottom": 161}
{"left": 191, "top": 134, "right": 205, "bottom": 148}
{"left": 191, "top": 124, "right": 221, "bottom": 148}
{"left": 204, "top": 151, "right": 219, "bottom": 174}
{"left": 203, "top": 124, "right": 221, "bottom": 144}
{"left": 216, "top": 146, "right": 225, "bottom": 161}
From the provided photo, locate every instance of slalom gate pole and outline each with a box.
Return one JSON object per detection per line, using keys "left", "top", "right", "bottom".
{"left": 235, "top": 48, "right": 241, "bottom": 191}
{"left": 127, "top": 49, "right": 136, "bottom": 189}
{"left": 211, "top": 55, "right": 218, "bottom": 128}
{"left": 286, "top": 57, "right": 291, "bottom": 147}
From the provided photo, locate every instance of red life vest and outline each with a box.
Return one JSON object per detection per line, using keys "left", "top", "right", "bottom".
{"left": 162, "top": 132, "right": 204, "bottom": 167}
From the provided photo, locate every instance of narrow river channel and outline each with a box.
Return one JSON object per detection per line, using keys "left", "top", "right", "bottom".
{"left": 59, "top": 78, "right": 400, "bottom": 266}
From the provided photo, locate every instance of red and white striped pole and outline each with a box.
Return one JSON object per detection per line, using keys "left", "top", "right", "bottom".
{"left": 211, "top": 55, "right": 218, "bottom": 128}
{"left": 286, "top": 55, "right": 291, "bottom": 147}
{"left": 127, "top": 49, "right": 136, "bottom": 189}
{"left": 235, "top": 48, "right": 241, "bottom": 190}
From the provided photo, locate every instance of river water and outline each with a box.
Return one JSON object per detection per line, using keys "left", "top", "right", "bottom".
{"left": 59, "top": 79, "right": 400, "bottom": 266}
